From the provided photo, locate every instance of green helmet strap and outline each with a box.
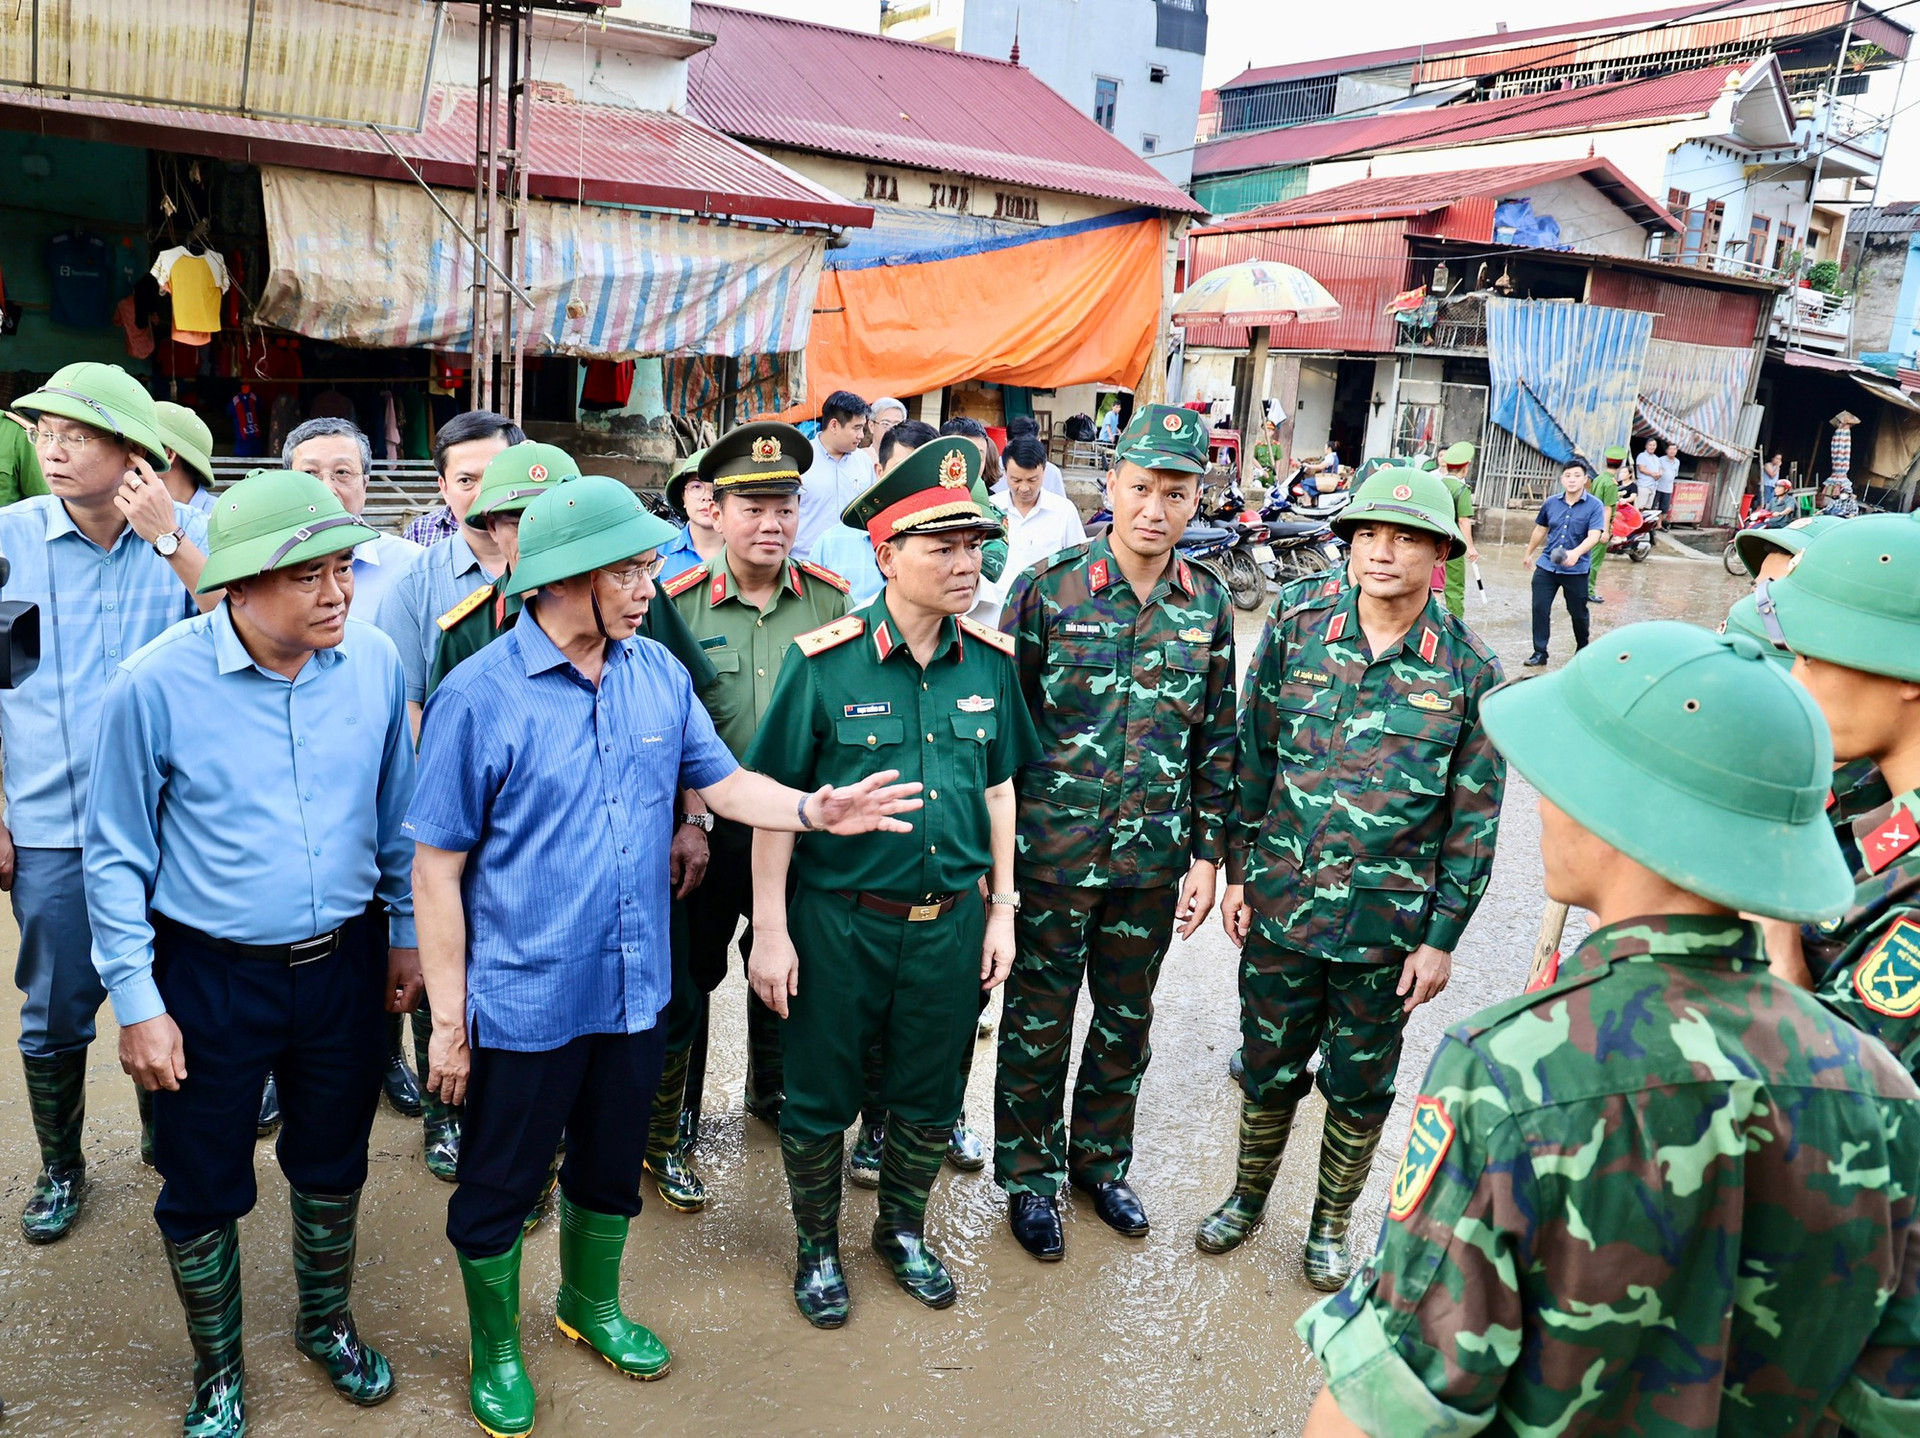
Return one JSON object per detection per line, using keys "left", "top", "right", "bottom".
{"left": 263, "top": 514, "right": 367, "bottom": 571}
{"left": 36, "top": 387, "right": 124, "bottom": 437}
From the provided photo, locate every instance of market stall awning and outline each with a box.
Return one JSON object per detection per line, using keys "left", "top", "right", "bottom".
{"left": 0, "top": 86, "right": 872, "bottom": 230}
{"left": 1487, "top": 296, "right": 1652, "bottom": 468}
{"left": 1853, "top": 373, "right": 1920, "bottom": 416}
{"left": 1635, "top": 337, "right": 1754, "bottom": 459}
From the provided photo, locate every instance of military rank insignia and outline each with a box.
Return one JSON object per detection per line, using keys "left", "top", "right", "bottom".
{"left": 1389, "top": 1095, "right": 1454, "bottom": 1221}
{"left": 1418, "top": 628, "right": 1440, "bottom": 663}
{"left": 1179, "top": 626, "right": 1209, "bottom": 642}
{"left": 1325, "top": 610, "right": 1348, "bottom": 642}
{"left": 1863, "top": 808, "right": 1918, "bottom": 876}
{"left": 1853, "top": 915, "right": 1920, "bottom": 1019}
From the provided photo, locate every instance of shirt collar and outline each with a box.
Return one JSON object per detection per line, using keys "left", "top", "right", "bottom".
{"left": 1559, "top": 914, "right": 1766, "bottom": 982}
{"left": 447, "top": 530, "right": 488, "bottom": 578}
{"left": 516, "top": 599, "right": 632, "bottom": 678}
{"left": 210, "top": 601, "right": 346, "bottom": 680}
{"left": 864, "top": 593, "right": 961, "bottom": 666}
{"left": 45, "top": 498, "right": 148, "bottom": 551}
{"left": 1084, "top": 534, "right": 1195, "bottom": 602}
{"left": 711, "top": 547, "right": 803, "bottom": 607}
{"left": 354, "top": 535, "right": 386, "bottom": 566}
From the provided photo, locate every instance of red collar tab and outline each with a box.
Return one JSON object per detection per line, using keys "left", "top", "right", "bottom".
{"left": 873, "top": 619, "right": 896, "bottom": 662}
{"left": 787, "top": 562, "right": 804, "bottom": 597}
{"left": 1088, "top": 557, "right": 1112, "bottom": 594}
{"left": 1174, "top": 558, "right": 1194, "bottom": 594}
{"left": 1325, "top": 609, "right": 1348, "bottom": 643}
{"left": 493, "top": 589, "right": 508, "bottom": 627}
{"left": 709, "top": 569, "right": 728, "bottom": 607}
{"left": 1863, "top": 808, "right": 1919, "bottom": 876}
{"left": 1418, "top": 627, "right": 1440, "bottom": 664}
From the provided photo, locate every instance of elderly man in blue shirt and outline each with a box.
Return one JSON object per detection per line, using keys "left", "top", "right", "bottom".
{"left": 408, "top": 475, "right": 921, "bottom": 1438}
{"left": 1, "top": 362, "right": 215, "bottom": 1246}
{"left": 1523, "top": 460, "right": 1608, "bottom": 667}
{"left": 87, "top": 470, "right": 420, "bottom": 1437}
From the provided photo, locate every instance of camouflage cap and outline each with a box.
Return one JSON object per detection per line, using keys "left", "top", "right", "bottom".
{"left": 698, "top": 421, "right": 811, "bottom": 497}
{"left": 1441, "top": 441, "right": 1475, "bottom": 466}
{"left": 1331, "top": 465, "right": 1466, "bottom": 559}
{"left": 467, "top": 441, "right": 581, "bottom": 527}
{"left": 1482, "top": 620, "right": 1853, "bottom": 921}
{"left": 1767, "top": 512, "right": 1920, "bottom": 681}
{"left": 1113, "top": 404, "right": 1208, "bottom": 475}
{"left": 842, "top": 436, "right": 1001, "bottom": 546}
{"left": 1732, "top": 513, "right": 1840, "bottom": 580}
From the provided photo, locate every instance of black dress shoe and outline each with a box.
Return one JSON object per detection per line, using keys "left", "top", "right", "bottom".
{"left": 1523, "top": 651, "right": 1548, "bottom": 668}
{"left": 1008, "top": 1193, "right": 1063, "bottom": 1261}
{"left": 1073, "top": 1179, "right": 1149, "bottom": 1237}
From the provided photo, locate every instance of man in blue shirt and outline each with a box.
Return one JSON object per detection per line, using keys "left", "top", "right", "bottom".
{"left": 3, "top": 362, "right": 214, "bottom": 1245}
{"left": 408, "top": 476, "right": 921, "bottom": 1437}
{"left": 1523, "top": 461, "right": 1607, "bottom": 667}
{"left": 656, "top": 450, "right": 719, "bottom": 582}
{"left": 793, "top": 390, "right": 874, "bottom": 560}
{"left": 87, "top": 470, "right": 420, "bottom": 1437}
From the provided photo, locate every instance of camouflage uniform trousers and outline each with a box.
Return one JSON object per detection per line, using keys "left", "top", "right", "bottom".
{"left": 1238, "top": 919, "right": 1408, "bottom": 1133}
{"left": 994, "top": 880, "right": 1178, "bottom": 1196}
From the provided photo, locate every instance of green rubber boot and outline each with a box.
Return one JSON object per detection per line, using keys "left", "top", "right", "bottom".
{"left": 20, "top": 1049, "right": 88, "bottom": 1243}
{"left": 289, "top": 1189, "right": 395, "bottom": 1405}
{"left": 414, "top": 1005, "right": 462, "bottom": 1182}
{"left": 872, "top": 1117, "right": 956, "bottom": 1309}
{"left": 1196, "top": 1097, "right": 1299, "bottom": 1254}
{"left": 742, "top": 996, "right": 784, "bottom": 1124}
{"left": 1303, "top": 1114, "right": 1384, "bottom": 1292}
{"left": 643, "top": 1046, "right": 706, "bottom": 1212}
{"left": 458, "top": 1240, "right": 536, "bottom": 1438}
{"left": 523, "top": 1146, "right": 562, "bottom": 1234}
{"left": 553, "top": 1197, "right": 671, "bottom": 1379}
{"left": 781, "top": 1131, "right": 849, "bottom": 1328}
{"left": 164, "top": 1221, "right": 247, "bottom": 1438}
{"left": 135, "top": 1082, "right": 156, "bottom": 1168}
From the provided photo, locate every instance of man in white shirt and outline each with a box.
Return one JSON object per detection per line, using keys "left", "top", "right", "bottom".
{"left": 977, "top": 436, "right": 1087, "bottom": 624}
{"left": 793, "top": 391, "right": 875, "bottom": 561}
{"left": 1656, "top": 441, "right": 1681, "bottom": 515}
{"left": 993, "top": 416, "right": 1067, "bottom": 499}
{"left": 284, "top": 418, "right": 423, "bottom": 619}
{"left": 1634, "top": 437, "right": 1663, "bottom": 509}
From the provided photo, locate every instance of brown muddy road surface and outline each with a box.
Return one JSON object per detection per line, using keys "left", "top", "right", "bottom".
{"left": 0, "top": 535, "right": 1746, "bottom": 1435}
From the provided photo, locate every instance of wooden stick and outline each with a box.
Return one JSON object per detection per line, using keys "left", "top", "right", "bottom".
{"left": 1525, "top": 901, "right": 1571, "bottom": 993}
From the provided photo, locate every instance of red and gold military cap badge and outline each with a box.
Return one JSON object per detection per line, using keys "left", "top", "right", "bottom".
{"left": 1162, "top": 412, "right": 1183, "bottom": 433}
{"left": 939, "top": 450, "right": 968, "bottom": 488}
{"left": 751, "top": 436, "right": 780, "bottom": 463}
{"left": 528, "top": 463, "right": 549, "bottom": 481}
{"left": 1393, "top": 484, "right": 1413, "bottom": 500}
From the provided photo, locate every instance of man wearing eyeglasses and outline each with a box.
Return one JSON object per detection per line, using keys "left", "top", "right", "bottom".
{"left": 0, "top": 362, "right": 215, "bottom": 1244}
{"left": 285, "top": 418, "right": 423, "bottom": 621}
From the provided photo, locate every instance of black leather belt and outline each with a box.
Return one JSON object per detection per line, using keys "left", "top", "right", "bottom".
{"left": 154, "top": 914, "right": 347, "bottom": 967}
{"left": 834, "top": 891, "right": 960, "bottom": 922}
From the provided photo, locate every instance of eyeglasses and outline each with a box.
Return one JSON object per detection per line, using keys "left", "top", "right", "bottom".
{"left": 28, "top": 426, "right": 104, "bottom": 453}
{"left": 596, "top": 555, "right": 667, "bottom": 591}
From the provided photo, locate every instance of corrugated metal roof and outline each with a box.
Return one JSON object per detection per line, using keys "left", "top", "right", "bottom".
{"left": 685, "top": 3, "right": 1202, "bottom": 214}
{"left": 0, "top": 84, "right": 873, "bottom": 229}
{"left": 1193, "top": 64, "right": 1745, "bottom": 179}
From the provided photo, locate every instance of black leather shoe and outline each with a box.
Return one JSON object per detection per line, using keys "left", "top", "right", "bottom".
{"left": 1072, "top": 1179, "right": 1149, "bottom": 1237}
{"left": 1523, "top": 651, "right": 1548, "bottom": 668}
{"left": 1008, "top": 1194, "right": 1063, "bottom": 1262}
{"left": 1588, "top": 593, "right": 1606, "bottom": 604}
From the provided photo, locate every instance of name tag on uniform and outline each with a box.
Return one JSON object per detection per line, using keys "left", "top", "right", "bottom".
{"left": 1407, "top": 691, "right": 1453, "bottom": 713}
{"left": 844, "top": 701, "right": 891, "bottom": 718}
{"left": 957, "top": 695, "right": 995, "bottom": 713}
{"left": 698, "top": 635, "right": 729, "bottom": 650}
{"left": 1288, "top": 666, "right": 1330, "bottom": 687}
{"left": 1061, "top": 622, "right": 1103, "bottom": 636}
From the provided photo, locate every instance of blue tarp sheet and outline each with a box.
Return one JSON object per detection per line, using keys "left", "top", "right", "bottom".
{"left": 1486, "top": 297, "right": 1653, "bottom": 469}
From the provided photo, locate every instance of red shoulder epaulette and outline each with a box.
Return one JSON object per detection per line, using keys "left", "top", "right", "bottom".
{"left": 794, "top": 615, "right": 865, "bottom": 656}
{"left": 798, "top": 559, "right": 851, "bottom": 593}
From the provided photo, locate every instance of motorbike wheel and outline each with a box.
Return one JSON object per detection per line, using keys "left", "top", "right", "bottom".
{"left": 1628, "top": 540, "right": 1651, "bottom": 563}
{"left": 1221, "top": 548, "right": 1267, "bottom": 612}
{"left": 1722, "top": 540, "right": 1744, "bottom": 576}
{"left": 1278, "top": 544, "right": 1333, "bottom": 583}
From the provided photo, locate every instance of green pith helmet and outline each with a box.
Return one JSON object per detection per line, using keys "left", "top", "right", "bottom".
{"left": 1720, "top": 594, "right": 1792, "bottom": 668}
{"left": 1733, "top": 514, "right": 1840, "bottom": 580}
{"left": 1767, "top": 512, "right": 1920, "bottom": 681}
{"left": 1114, "top": 404, "right": 1208, "bottom": 474}
{"left": 1482, "top": 620, "right": 1853, "bottom": 922}
{"left": 1603, "top": 445, "right": 1630, "bottom": 465}
{"left": 153, "top": 402, "right": 215, "bottom": 487}
{"left": 505, "top": 475, "right": 679, "bottom": 598}
{"left": 841, "top": 436, "right": 1000, "bottom": 542}
{"left": 197, "top": 470, "right": 379, "bottom": 594}
{"left": 1330, "top": 465, "right": 1466, "bottom": 559}
{"left": 467, "top": 442, "right": 581, "bottom": 528}
{"left": 698, "top": 421, "right": 811, "bottom": 497}
{"left": 666, "top": 449, "right": 709, "bottom": 519}
{"left": 1441, "top": 441, "right": 1475, "bottom": 467}
{"left": 12, "top": 362, "right": 168, "bottom": 465}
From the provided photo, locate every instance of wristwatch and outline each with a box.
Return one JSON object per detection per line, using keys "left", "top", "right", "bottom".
{"left": 680, "top": 812, "right": 713, "bottom": 833}
{"left": 153, "top": 527, "right": 186, "bottom": 558}
{"left": 988, "top": 891, "right": 1022, "bottom": 912}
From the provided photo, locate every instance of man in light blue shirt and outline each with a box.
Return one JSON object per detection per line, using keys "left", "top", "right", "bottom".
{"left": 407, "top": 476, "right": 922, "bottom": 1435}
{"left": 284, "top": 417, "right": 423, "bottom": 624}
{"left": 2, "top": 361, "right": 214, "bottom": 1247}
{"left": 793, "top": 390, "right": 874, "bottom": 560}
{"left": 811, "top": 418, "right": 934, "bottom": 607}
{"left": 87, "top": 470, "right": 418, "bottom": 1435}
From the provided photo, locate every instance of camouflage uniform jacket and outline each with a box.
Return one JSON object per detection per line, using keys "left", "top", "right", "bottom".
{"left": 1299, "top": 915, "right": 1920, "bottom": 1438}
{"left": 1809, "top": 785, "right": 1920, "bottom": 1082}
{"left": 1229, "top": 574, "right": 1504, "bottom": 958}
{"left": 1002, "top": 535, "right": 1236, "bottom": 888}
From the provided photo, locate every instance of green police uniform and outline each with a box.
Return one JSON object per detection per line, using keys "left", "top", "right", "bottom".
{"left": 744, "top": 438, "right": 1040, "bottom": 1327}
{"left": 1200, "top": 467, "right": 1506, "bottom": 1289}
{"left": 993, "top": 405, "right": 1237, "bottom": 1254}
{"left": 1434, "top": 443, "right": 1475, "bottom": 619}
{"left": 1587, "top": 446, "right": 1625, "bottom": 599}
{"left": 0, "top": 414, "right": 50, "bottom": 506}
{"left": 1299, "top": 622, "right": 1920, "bottom": 1438}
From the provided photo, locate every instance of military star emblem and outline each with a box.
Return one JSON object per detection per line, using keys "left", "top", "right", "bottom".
{"left": 751, "top": 436, "right": 780, "bottom": 463}
{"left": 938, "top": 450, "right": 968, "bottom": 488}
{"left": 1161, "top": 412, "right": 1183, "bottom": 433}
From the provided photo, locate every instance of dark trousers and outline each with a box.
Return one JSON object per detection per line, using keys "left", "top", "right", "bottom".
{"left": 151, "top": 910, "right": 385, "bottom": 1243}
{"left": 1530, "top": 567, "right": 1590, "bottom": 655}
{"left": 12, "top": 847, "right": 106, "bottom": 1056}
{"left": 683, "top": 817, "right": 782, "bottom": 1117}
{"left": 448, "top": 1023, "right": 667, "bottom": 1259}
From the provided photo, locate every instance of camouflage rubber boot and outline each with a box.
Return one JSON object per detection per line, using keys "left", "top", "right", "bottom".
{"left": 135, "top": 1082, "right": 156, "bottom": 1168}
{"left": 742, "top": 997, "right": 784, "bottom": 1124}
{"left": 872, "top": 1117, "right": 956, "bottom": 1309}
{"left": 554, "top": 1197, "right": 671, "bottom": 1379}
{"left": 20, "top": 1050, "right": 88, "bottom": 1244}
{"left": 458, "top": 1239, "right": 536, "bottom": 1438}
{"left": 381, "top": 1012, "right": 423, "bottom": 1118}
{"left": 523, "top": 1146, "right": 562, "bottom": 1234}
{"left": 1195, "top": 1097, "right": 1299, "bottom": 1255}
{"left": 413, "top": 1006, "right": 461, "bottom": 1182}
{"left": 163, "top": 1221, "right": 246, "bottom": 1438}
{"left": 945, "top": 1109, "right": 988, "bottom": 1172}
{"left": 643, "top": 1046, "right": 706, "bottom": 1213}
{"left": 781, "top": 1131, "right": 849, "bottom": 1329}
{"left": 1302, "top": 1113, "right": 1384, "bottom": 1292}
{"left": 256, "top": 1072, "right": 282, "bottom": 1138}
{"left": 289, "top": 1189, "right": 395, "bottom": 1405}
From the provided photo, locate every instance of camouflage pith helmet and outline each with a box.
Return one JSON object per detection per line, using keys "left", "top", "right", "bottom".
{"left": 1331, "top": 466, "right": 1466, "bottom": 559}
{"left": 466, "top": 441, "right": 581, "bottom": 528}
{"left": 197, "top": 470, "right": 379, "bottom": 593}
{"left": 1766, "top": 512, "right": 1920, "bottom": 681}
{"left": 1732, "top": 514, "right": 1840, "bottom": 580}
{"left": 12, "top": 361, "right": 168, "bottom": 465}
{"left": 1482, "top": 620, "right": 1853, "bottom": 921}
{"left": 1113, "top": 404, "right": 1208, "bottom": 474}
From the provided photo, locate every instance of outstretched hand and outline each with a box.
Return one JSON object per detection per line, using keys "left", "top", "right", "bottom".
{"left": 808, "top": 770, "right": 923, "bottom": 835}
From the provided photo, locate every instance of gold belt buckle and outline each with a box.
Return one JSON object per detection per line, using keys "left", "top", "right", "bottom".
{"left": 907, "top": 902, "right": 943, "bottom": 923}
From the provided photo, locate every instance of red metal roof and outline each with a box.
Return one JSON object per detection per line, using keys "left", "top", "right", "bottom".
{"left": 686, "top": 3, "right": 1202, "bottom": 214}
{"left": 1210, "top": 158, "right": 1680, "bottom": 235}
{"left": 1193, "top": 64, "right": 1745, "bottom": 179}
{"left": 0, "top": 85, "right": 873, "bottom": 229}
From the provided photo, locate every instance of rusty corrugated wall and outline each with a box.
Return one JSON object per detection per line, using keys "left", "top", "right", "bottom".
{"left": 1586, "top": 268, "right": 1766, "bottom": 348}
{"left": 1184, "top": 219, "right": 1411, "bottom": 352}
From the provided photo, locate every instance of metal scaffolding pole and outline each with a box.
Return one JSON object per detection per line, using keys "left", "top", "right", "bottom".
{"left": 469, "top": 1, "right": 537, "bottom": 421}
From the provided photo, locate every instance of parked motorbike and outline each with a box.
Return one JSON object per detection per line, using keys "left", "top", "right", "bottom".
{"left": 1275, "top": 464, "right": 1355, "bottom": 523}
{"left": 1610, "top": 499, "right": 1660, "bottom": 564}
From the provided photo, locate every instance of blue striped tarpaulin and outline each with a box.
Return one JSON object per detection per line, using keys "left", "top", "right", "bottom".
{"left": 1486, "top": 297, "right": 1653, "bottom": 470}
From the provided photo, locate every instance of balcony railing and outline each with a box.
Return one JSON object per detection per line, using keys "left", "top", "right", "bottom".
{"left": 1773, "top": 286, "right": 1853, "bottom": 353}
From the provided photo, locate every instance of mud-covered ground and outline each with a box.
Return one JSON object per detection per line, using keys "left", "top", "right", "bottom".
{"left": 0, "top": 532, "right": 1746, "bottom": 1435}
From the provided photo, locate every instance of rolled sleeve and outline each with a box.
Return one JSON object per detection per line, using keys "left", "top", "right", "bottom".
{"left": 84, "top": 669, "right": 170, "bottom": 1025}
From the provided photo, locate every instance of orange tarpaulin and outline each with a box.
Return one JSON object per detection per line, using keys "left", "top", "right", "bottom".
{"left": 776, "top": 209, "right": 1167, "bottom": 418}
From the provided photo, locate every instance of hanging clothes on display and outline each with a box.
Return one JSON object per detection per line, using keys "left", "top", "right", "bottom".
{"left": 580, "top": 359, "right": 636, "bottom": 411}
{"left": 151, "top": 246, "right": 231, "bottom": 344}
{"left": 229, "top": 388, "right": 263, "bottom": 457}
{"left": 46, "top": 231, "right": 115, "bottom": 328}
{"left": 113, "top": 294, "right": 156, "bottom": 360}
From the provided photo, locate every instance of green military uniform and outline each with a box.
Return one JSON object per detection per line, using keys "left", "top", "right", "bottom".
{"left": 1200, "top": 467, "right": 1505, "bottom": 1289}
{"left": 993, "top": 405, "right": 1237, "bottom": 1251}
{"left": 1587, "top": 445, "right": 1625, "bottom": 599}
{"left": 744, "top": 437, "right": 1040, "bottom": 1327}
{"left": 1433, "top": 442, "right": 1476, "bottom": 619}
{"left": 1301, "top": 622, "right": 1920, "bottom": 1438}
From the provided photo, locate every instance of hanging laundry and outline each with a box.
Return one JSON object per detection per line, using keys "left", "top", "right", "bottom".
{"left": 151, "top": 246, "right": 231, "bottom": 342}
{"left": 309, "top": 386, "right": 355, "bottom": 420}
{"left": 268, "top": 392, "right": 302, "bottom": 455}
{"left": 113, "top": 295, "right": 156, "bottom": 360}
{"left": 381, "top": 390, "right": 402, "bottom": 462}
{"left": 580, "top": 358, "right": 635, "bottom": 411}
{"left": 47, "top": 231, "right": 115, "bottom": 327}
{"left": 229, "top": 389, "right": 263, "bottom": 457}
